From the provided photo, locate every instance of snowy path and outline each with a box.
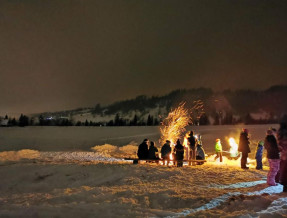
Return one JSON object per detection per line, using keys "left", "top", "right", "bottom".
{"left": 173, "top": 182, "right": 283, "bottom": 217}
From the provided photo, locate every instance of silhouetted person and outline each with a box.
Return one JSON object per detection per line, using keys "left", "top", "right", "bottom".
{"left": 175, "top": 139, "right": 184, "bottom": 167}
{"left": 148, "top": 141, "right": 159, "bottom": 160}
{"left": 188, "top": 131, "right": 197, "bottom": 165}
{"left": 137, "top": 139, "right": 149, "bottom": 160}
{"left": 161, "top": 140, "right": 171, "bottom": 165}
{"left": 277, "top": 122, "right": 287, "bottom": 192}
{"left": 264, "top": 130, "right": 280, "bottom": 186}
{"left": 196, "top": 135, "right": 206, "bottom": 164}
{"left": 238, "top": 128, "right": 251, "bottom": 169}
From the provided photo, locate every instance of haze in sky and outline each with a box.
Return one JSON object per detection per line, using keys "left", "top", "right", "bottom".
{"left": 0, "top": 0, "right": 286, "bottom": 115}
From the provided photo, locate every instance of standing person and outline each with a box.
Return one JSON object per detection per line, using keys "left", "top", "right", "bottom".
{"left": 238, "top": 128, "right": 251, "bottom": 169}
{"left": 188, "top": 131, "right": 197, "bottom": 165}
{"left": 137, "top": 139, "right": 149, "bottom": 160}
{"left": 255, "top": 141, "right": 264, "bottom": 170}
{"left": 277, "top": 122, "right": 287, "bottom": 192}
{"left": 148, "top": 141, "right": 159, "bottom": 161}
{"left": 264, "top": 130, "right": 280, "bottom": 186}
{"left": 214, "top": 139, "right": 223, "bottom": 162}
{"left": 161, "top": 140, "right": 172, "bottom": 165}
{"left": 174, "top": 139, "right": 184, "bottom": 167}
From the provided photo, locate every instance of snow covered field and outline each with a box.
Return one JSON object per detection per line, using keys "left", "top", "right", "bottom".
{"left": 0, "top": 124, "right": 279, "bottom": 153}
{"left": 1, "top": 125, "right": 287, "bottom": 217}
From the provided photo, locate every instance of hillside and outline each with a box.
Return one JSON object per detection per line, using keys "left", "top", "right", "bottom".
{"left": 29, "top": 85, "right": 287, "bottom": 126}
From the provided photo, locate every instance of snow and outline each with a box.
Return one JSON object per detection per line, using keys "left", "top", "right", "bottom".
{"left": 0, "top": 125, "right": 286, "bottom": 217}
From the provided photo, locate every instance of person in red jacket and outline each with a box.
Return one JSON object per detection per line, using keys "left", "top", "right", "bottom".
{"left": 238, "top": 128, "right": 251, "bottom": 169}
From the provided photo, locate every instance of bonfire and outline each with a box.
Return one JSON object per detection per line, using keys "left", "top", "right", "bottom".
{"left": 160, "top": 102, "right": 191, "bottom": 147}
{"left": 228, "top": 137, "right": 239, "bottom": 158}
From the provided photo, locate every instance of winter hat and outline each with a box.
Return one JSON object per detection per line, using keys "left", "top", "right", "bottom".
{"left": 258, "top": 141, "right": 264, "bottom": 146}
{"left": 166, "top": 140, "right": 171, "bottom": 143}
{"left": 266, "top": 129, "right": 273, "bottom": 135}
{"left": 242, "top": 128, "right": 249, "bottom": 134}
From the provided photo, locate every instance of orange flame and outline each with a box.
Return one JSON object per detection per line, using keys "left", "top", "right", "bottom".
{"left": 228, "top": 137, "right": 239, "bottom": 157}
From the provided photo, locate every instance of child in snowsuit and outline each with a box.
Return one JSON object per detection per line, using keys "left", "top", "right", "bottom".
{"left": 214, "top": 139, "right": 223, "bottom": 162}
{"left": 264, "top": 130, "right": 280, "bottom": 186}
{"left": 196, "top": 135, "right": 205, "bottom": 165}
{"left": 255, "top": 141, "right": 264, "bottom": 170}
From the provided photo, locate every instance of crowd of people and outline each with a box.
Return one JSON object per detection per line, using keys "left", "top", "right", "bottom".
{"left": 236, "top": 124, "right": 287, "bottom": 192}
{"left": 137, "top": 131, "right": 206, "bottom": 167}
{"left": 137, "top": 120, "right": 287, "bottom": 193}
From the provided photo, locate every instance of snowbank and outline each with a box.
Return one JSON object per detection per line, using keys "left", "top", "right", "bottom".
{"left": 0, "top": 149, "right": 40, "bottom": 161}
{"left": 91, "top": 144, "right": 138, "bottom": 158}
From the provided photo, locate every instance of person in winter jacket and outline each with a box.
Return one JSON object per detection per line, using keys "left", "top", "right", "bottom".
{"left": 214, "top": 139, "right": 223, "bottom": 162}
{"left": 264, "top": 129, "right": 280, "bottom": 186}
{"left": 277, "top": 122, "right": 287, "bottom": 192}
{"left": 188, "top": 131, "right": 197, "bottom": 165}
{"left": 148, "top": 141, "right": 159, "bottom": 160}
{"left": 238, "top": 128, "right": 251, "bottom": 169}
{"left": 161, "top": 140, "right": 172, "bottom": 165}
{"left": 174, "top": 139, "right": 184, "bottom": 167}
{"left": 196, "top": 135, "right": 206, "bottom": 163}
{"left": 255, "top": 141, "right": 264, "bottom": 170}
{"left": 137, "top": 139, "right": 149, "bottom": 160}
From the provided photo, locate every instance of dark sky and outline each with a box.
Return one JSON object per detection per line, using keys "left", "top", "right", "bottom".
{"left": 0, "top": 0, "right": 287, "bottom": 115}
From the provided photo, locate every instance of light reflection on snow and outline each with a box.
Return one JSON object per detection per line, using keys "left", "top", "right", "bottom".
{"left": 210, "top": 180, "right": 266, "bottom": 189}
{"left": 256, "top": 197, "right": 287, "bottom": 215}
{"left": 170, "top": 182, "right": 283, "bottom": 218}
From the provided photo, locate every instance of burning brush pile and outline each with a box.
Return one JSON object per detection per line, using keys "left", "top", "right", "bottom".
{"left": 159, "top": 102, "right": 243, "bottom": 165}
{"left": 160, "top": 102, "right": 190, "bottom": 147}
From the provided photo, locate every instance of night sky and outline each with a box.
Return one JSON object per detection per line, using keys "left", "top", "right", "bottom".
{"left": 0, "top": 0, "right": 287, "bottom": 115}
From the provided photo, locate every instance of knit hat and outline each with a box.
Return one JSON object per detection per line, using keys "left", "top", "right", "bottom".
{"left": 266, "top": 129, "right": 273, "bottom": 135}
{"left": 242, "top": 128, "right": 249, "bottom": 134}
